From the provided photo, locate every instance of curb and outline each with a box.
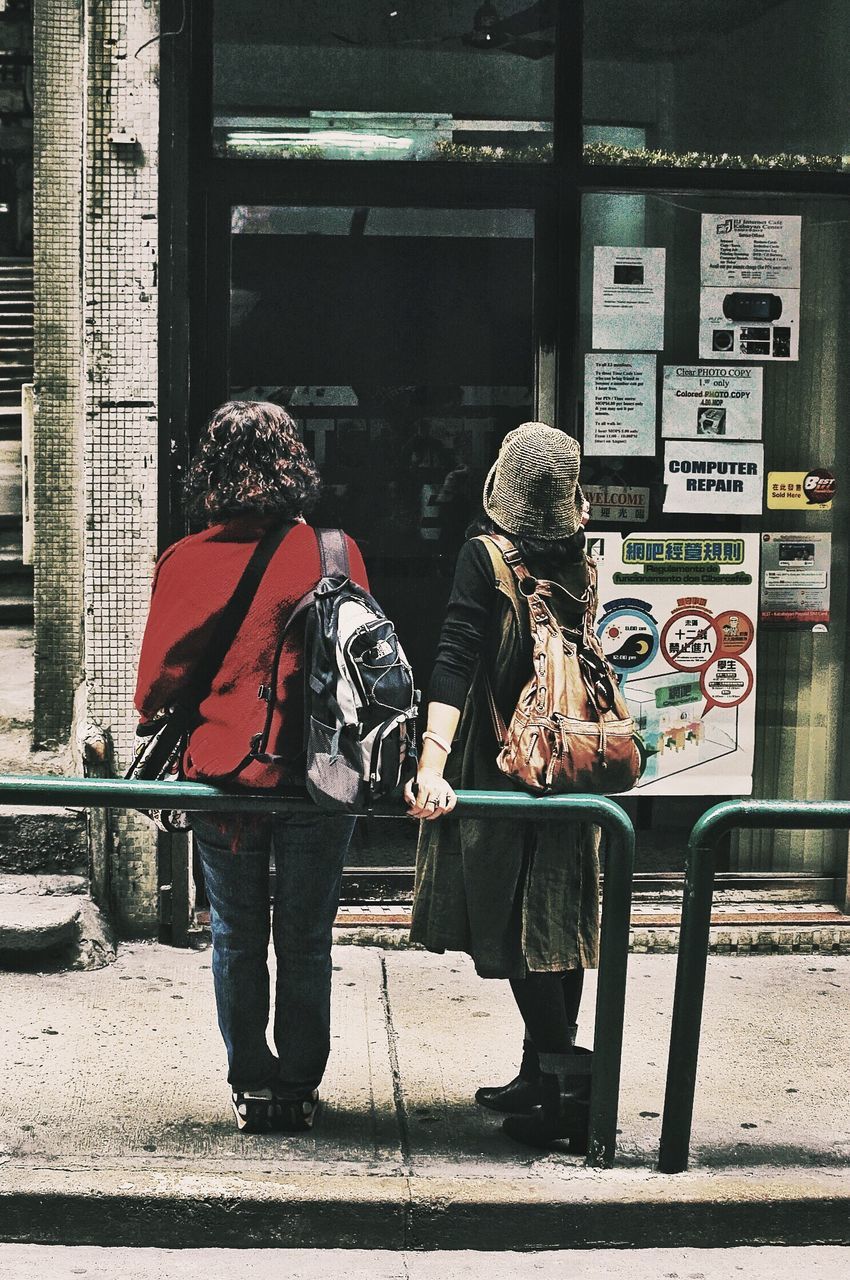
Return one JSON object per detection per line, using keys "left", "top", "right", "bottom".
{"left": 2, "top": 1164, "right": 850, "bottom": 1250}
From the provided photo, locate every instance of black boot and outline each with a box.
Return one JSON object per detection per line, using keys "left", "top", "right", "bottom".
{"left": 476, "top": 1035, "right": 593, "bottom": 1116}
{"left": 475, "top": 1040, "right": 542, "bottom": 1115}
{"left": 501, "top": 1053, "right": 591, "bottom": 1152}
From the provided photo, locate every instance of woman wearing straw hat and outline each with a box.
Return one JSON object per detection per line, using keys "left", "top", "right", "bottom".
{"left": 405, "top": 422, "right": 598, "bottom": 1152}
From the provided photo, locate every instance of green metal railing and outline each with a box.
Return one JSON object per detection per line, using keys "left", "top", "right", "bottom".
{"left": 659, "top": 797, "right": 850, "bottom": 1174}
{"left": 0, "top": 774, "right": 635, "bottom": 1169}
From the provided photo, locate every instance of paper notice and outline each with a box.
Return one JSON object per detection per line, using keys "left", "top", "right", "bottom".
{"left": 592, "top": 247, "right": 666, "bottom": 350}
{"left": 584, "top": 353, "right": 656, "bottom": 457}
{"left": 663, "top": 441, "right": 764, "bottom": 515}
{"left": 662, "top": 365, "right": 762, "bottom": 440}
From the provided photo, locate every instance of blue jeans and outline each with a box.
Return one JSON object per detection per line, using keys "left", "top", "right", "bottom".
{"left": 193, "top": 812, "right": 355, "bottom": 1096}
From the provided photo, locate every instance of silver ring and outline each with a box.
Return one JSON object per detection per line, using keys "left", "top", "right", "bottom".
{"left": 427, "top": 798, "right": 439, "bottom": 807}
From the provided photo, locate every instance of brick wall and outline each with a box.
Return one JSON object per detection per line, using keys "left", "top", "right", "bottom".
{"left": 31, "top": 0, "right": 85, "bottom": 747}
{"left": 84, "top": 1, "right": 160, "bottom": 934}
{"left": 33, "top": 1, "right": 161, "bottom": 933}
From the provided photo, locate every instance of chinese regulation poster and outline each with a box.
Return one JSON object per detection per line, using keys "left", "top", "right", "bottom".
{"left": 593, "top": 533, "right": 759, "bottom": 795}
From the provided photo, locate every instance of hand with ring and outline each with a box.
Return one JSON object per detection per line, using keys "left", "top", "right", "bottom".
{"left": 404, "top": 765, "right": 458, "bottom": 820}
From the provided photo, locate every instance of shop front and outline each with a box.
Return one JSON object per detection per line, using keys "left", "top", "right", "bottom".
{"left": 161, "top": 1, "right": 850, "bottom": 903}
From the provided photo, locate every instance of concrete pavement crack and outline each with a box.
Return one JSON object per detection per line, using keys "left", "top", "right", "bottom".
{"left": 379, "top": 952, "right": 412, "bottom": 1171}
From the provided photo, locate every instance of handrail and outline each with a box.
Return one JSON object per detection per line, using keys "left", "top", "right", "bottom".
{"left": 0, "top": 774, "right": 635, "bottom": 1169}
{"left": 659, "top": 797, "right": 850, "bottom": 1174}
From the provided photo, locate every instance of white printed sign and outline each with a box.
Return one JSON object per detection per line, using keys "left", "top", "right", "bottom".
{"left": 594, "top": 532, "right": 759, "bottom": 795}
{"left": 760, "top": 532, "right": 831, "bottom": 628}
{"left": 699, "top": 214, "right": 801, "bottom": 361}
{"left": 662, "top": 365, "right": 762, "bottom": 440}
{"left": 584, "top": 353, "right": 656, "bottom": 457}
{"left": 592, "top": 247, "right": 666, "bottom": 350}
{"left": 701, "top": 215, "right": 800, "bottom": 289}
{"left": 663, "top": 441, "right": 764, "bottom": 515}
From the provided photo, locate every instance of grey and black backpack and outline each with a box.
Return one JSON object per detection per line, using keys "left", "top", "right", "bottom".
{"left": 250, "top": 528, "right": 419, "bottom": 811}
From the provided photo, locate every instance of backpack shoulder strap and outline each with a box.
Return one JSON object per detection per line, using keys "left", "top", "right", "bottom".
{"left": 482, "top": 532, "right": 556, "bottom": 630}
{"left": 176, "top": 519, "right": 293, "bottom": 717}
{"left": 314, "top": 527, "right": 350, "bottom": 578}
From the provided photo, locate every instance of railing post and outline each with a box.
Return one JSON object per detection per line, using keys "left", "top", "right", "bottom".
{"left": 586, "top": 807, "right": 635, "bottom": 1168}
{"left": 659, "top": 798, "right": 850, "bottom": 1174}
{"left": 658, "top": 811, "right": 722, "bottom": 1174}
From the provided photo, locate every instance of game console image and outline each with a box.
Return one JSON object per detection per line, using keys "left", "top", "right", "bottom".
{"left": 722, "top": 292, "right": 783, "bottom": 322}
{"left": 625, "top": 671, "right": 739, "bottom": 786}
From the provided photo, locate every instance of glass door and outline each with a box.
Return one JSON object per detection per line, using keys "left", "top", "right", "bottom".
{"left": 227, "top": 204, "right": 538, "bottom": 879}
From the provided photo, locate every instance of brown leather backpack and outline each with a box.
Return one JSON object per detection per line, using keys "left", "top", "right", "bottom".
{"left": 483, "top": 534, "right": 643, "bottom": 796}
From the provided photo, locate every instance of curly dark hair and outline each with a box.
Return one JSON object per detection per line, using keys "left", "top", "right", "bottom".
{"left": 183, "top": 400, "right": 321, "bottom": 524}
{"left": 466, "top": 513, "right": 586, "bottom": 570}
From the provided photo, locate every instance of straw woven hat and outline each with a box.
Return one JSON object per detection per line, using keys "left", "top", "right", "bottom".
{"left": 483, "top": 422, "right": 585, "bottom": 540}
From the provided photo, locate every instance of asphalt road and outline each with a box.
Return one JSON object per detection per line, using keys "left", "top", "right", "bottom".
{"left": 1, "top": 1247, "right": 849, "bottom": 1279}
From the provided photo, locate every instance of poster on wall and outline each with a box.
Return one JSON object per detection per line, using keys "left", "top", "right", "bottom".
{"left": 662, "top": 365, "right": 763, "bottom": 440}
{"left": 592, "top": 247, "right": 666, "bottom": 350}
{"left": 760, "top": 532, "right": 831, "bottom": 629}
{"left": 584, "top": 353, "right": 656, "bottom": 456}
{"left": 698, "top": 214, "right": 801, "bottom": 361}
{"left": 766, "top": 468, "right": 835, "bottom": 510}
{"left": 593, "top": 533, "right": 759, "bottom": 795}
{"left": 663, "top": 441, "right": 764, "bottom": 514}
{"left": 584, "top": 484, "right": 650, "bottom": 524}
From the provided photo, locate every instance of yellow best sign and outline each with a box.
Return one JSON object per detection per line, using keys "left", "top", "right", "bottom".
{"left": 767, "top": 469, "right": 835, "bottom": 510}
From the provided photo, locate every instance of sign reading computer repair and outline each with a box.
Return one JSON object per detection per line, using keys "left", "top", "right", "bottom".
{"left": 593, "top": 533, "right": 759, "bottom": 796}
{"left": 663, "top": 441, "right": 764, "bottom": 514}
{"left": 699, "top": 214, "right": 801, "bottom": 362}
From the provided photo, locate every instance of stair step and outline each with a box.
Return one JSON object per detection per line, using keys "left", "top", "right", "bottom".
{"left": 0, "top": 894, "right": 82, "bottom": 953}
{"left": 0, "top": 873, "right": 87, "bottom": 897}
{"left": 0, "top": 563, "right": 32, "bottom": 590}
{"left": 0, "top": 597, "right": 33, "bottom": 624}
{"left": 0, "top": 809, "right": 87, "bottom": 875}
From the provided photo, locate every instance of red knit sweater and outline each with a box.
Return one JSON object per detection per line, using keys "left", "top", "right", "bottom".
{"left": 134, "top": 517, "right": 369, "bottom": 789}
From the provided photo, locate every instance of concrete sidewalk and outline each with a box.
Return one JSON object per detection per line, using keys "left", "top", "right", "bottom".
{"left": 0, "top": 944, "right": 848, "bottom": 1250}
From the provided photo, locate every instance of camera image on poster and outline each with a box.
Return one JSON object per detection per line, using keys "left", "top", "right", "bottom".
{"left": 594, "top": 533, "right": 759, "bottom": 795}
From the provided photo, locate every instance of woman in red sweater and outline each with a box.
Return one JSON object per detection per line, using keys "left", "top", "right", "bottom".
{"left": 135, "top": 401, "right": 369, "bottom": 1134}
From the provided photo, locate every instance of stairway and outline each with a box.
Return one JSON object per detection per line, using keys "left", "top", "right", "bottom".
{"left": 0, "top": 257, "right": 33, "bottom": 625}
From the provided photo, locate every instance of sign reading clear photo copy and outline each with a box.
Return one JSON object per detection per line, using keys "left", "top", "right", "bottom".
{"left": 662, "top": 365, "right": 763, "bottom": 440}
{"left": 663, "top": 442, "right": 764, "bottom": 514}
